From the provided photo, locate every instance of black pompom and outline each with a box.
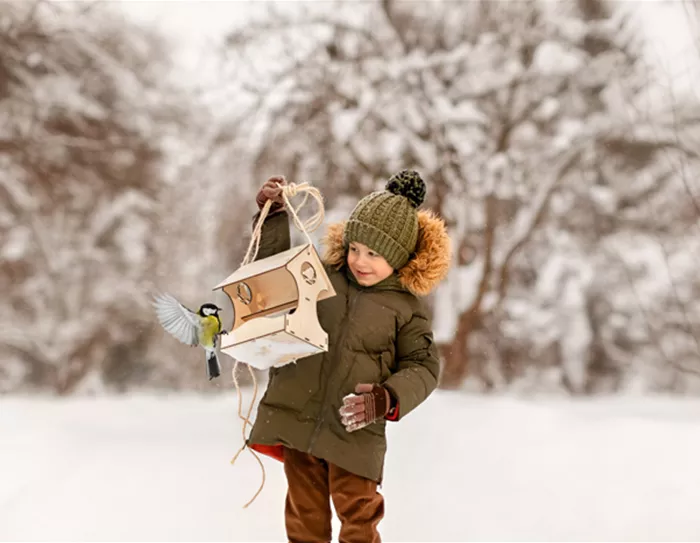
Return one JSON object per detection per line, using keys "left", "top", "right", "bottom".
{"left": 385, "top": 169, "right": 426, "bottom": 208}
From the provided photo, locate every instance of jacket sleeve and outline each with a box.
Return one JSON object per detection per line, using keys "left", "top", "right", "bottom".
{"left": 382, "top": 312, "right": 441, "bottom": 420}
{"left": 251, "top": 209, "right": 291, "bottom": 261}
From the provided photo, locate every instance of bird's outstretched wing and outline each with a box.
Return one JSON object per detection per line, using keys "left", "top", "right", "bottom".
{"left": 152, "top": 293, "right": 200, "bottom": 346}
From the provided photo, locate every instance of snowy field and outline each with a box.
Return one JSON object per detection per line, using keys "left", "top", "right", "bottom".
{"left": 2, "top": 391, "right": 700, "bottom": 542}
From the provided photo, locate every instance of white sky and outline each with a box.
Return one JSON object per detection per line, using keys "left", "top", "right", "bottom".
{"left": 631, "top": 0, "right": 700, "bottom": 97}
{"left": 114, "top": 0, "right": 700, "bottom": 96}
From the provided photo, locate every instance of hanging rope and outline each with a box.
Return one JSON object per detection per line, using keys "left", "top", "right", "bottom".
{"left": 230, "top": 180, "right": 325, "bottom": 509}
{"left": 241, "top": 181, "right": 325, "bottom": 266}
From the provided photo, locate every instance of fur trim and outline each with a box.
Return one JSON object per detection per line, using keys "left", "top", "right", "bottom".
{"left": 322, "top": 221, "right": 347, "bottom": 270}
{"left": 321, "top": 210, "right": 451, "bottom": 296}
{"left": 397, "top": 210, "right": 452, "bottom": 296}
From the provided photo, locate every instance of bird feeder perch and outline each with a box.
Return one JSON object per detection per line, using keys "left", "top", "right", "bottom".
{"left": 213, "top": 243, "right": 336, "bottom": 371}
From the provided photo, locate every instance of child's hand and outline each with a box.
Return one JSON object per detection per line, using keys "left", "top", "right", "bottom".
{"left": 256, "top": 176, "right": 287, "bottom": 211}
{"left": 339, "top": 383, "right": 391, "bottom": 432}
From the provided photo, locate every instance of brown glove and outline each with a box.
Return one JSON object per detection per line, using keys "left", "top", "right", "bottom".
{"left": 339, "top": 383, "right": 393, "bottom": 433}
{"left": 256, "top": 175, "right": 287, "bottom": 212}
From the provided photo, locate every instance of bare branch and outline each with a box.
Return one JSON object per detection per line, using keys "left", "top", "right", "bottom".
{"left": 496, "top": 146, "right": 585, "bottom": 303}
{"left": 603, "top": 245, "right": 684, "bottom": 374}
{"left": 379, "top": 0, "right": 409, "bottom": 53}
{"left": 656, "top": 237, "right": 700, "bottom": 356}
{"left": 467, "top": 193, "right": 497, "bottom": 316}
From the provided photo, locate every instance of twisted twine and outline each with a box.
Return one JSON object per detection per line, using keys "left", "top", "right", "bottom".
{"left": 230, "top": 180, "right": 325, "bottom": 508}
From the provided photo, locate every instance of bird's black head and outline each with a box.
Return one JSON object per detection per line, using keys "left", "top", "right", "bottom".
{"left": 199, "top": 303, "right": 222, "bottom": 317}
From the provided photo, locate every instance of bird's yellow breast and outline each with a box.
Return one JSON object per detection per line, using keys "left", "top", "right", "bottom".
{"left": 199, "top": 315, "right": 222, "bottom": 347}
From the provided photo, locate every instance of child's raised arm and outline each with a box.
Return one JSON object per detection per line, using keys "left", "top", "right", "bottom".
{"left": 252, "top": 176, "right": 291, "bottom": 261}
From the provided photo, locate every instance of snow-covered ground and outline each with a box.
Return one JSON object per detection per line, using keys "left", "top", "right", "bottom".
{"left": 2, "top": 391, "right": 700, "bottom": 542}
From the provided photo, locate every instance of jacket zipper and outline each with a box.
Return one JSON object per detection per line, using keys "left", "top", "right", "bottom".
{"left": 307, "top": 286, "right": 359, "bottom": 454}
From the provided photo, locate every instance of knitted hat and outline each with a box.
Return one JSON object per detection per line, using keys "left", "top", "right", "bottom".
{"left": 344, "top": 170, "right": 426, "bottom": 269}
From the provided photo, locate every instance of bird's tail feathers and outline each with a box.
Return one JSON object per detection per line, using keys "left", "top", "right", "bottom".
{"left": 206, "top": 349, "right": 221, "bottom": 381}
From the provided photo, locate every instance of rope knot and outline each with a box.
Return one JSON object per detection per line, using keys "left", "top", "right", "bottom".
{"left": 242, "top": 180, "right": 325, "bottom": 267}
{"left": 282, "top": 182, "right": 300, "bottom": 198}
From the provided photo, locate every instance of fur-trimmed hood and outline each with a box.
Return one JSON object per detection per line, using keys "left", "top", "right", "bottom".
{"left": 322, "top": 209, "right": 452, "bottom": 297}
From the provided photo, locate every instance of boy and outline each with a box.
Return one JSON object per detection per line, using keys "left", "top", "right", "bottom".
{"left": 249, "top": 170, "right": 451, "bottom": 543}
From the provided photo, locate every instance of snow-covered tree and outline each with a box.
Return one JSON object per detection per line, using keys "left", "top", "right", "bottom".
{"left": 0, "top": 1, "right": 190, "bottom": 393}
{"left": 219, "top": 0, "right": 699, "bottom": 392}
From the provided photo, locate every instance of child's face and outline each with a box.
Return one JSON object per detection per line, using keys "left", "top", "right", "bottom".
{"left": 347, "top": 242, "right": 394, "bottom": 287}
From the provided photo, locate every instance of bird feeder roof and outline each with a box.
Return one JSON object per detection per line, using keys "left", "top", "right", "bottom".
{"left": 212, "top": 244, "right": 326, "bottom": 291}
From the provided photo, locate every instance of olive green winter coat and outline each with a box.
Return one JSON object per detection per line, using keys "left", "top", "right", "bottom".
{"left": 247, "top": 208, "right": 451, "bottom": 482}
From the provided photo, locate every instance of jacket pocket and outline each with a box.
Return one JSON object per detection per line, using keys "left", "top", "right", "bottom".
{"left": 335, "top": 352, "right": 391, "bottom": 415}
{"left": 260, "top": 361, "right": 321, "bottom": 414}
{"left": 379, "top": 350, "right": 394, "bottom": 382}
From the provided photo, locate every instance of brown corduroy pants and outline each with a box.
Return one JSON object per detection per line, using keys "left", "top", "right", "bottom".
{"left": 283, "top": 447, "right": 384, "bottom": 543}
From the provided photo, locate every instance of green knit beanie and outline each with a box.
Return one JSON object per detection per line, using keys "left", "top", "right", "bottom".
{"left": 344, "top": 169, "right": 426, "bottom": 270}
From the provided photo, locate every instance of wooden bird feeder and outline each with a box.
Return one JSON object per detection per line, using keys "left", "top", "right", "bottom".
{"left": 213, "top": 243, "right": 336, "bottom": 371}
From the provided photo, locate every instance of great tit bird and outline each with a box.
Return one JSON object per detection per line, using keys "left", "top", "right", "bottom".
{"left": 152, "top": 293, "right": 227, "bottom": 380}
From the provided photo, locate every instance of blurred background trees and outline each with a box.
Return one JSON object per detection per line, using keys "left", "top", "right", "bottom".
{"left": 2, "top": 0, "right": 700, "bottom": 395}
{"left": 0, "top": 0, "right": 221, "bottom": 393}
{"left": 220, "top": 0, "right": 700, "bottom": 393}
